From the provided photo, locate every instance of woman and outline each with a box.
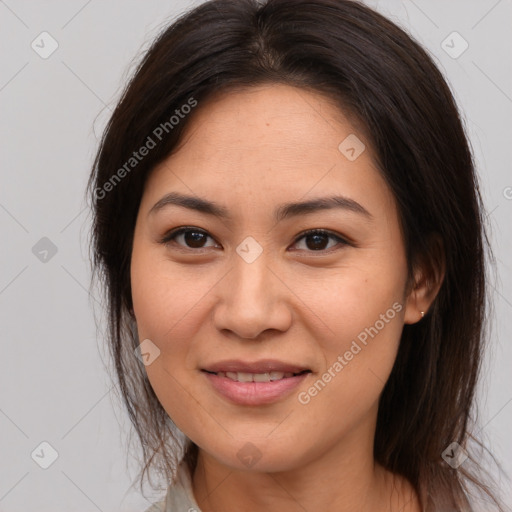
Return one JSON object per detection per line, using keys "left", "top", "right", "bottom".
{"left": 87, "top": 0, "right": 507, "bottom": 510}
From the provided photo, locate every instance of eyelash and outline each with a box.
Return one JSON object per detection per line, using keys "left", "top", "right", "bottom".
{"left": 159, "top": 226, "right": 350, "bottom": 254}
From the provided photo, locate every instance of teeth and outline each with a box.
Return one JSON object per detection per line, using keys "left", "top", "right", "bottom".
{"left": 235, "top": 372, "right": 253, "bottom": 382}
{"left": 253, "top": 373, "right": 271, "bottom": 382}
{"left": 217, "top": 371, "right": 296, "bottom": 382}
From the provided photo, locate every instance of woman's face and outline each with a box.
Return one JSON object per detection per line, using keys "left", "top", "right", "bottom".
{"left": 130, "top": 84, "right": 421, "bottom": 473}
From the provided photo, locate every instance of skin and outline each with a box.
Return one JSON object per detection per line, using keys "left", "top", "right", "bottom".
{"left": 130, "top": 84, "right": 442, "bottom": 511}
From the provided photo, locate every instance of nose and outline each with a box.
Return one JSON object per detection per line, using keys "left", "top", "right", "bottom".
{"left": 212, "top": 251, "right": 292, "bottom": 340}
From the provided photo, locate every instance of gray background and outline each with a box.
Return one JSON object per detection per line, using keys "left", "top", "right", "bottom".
{"left": 1, "top": 0, "right": 511, "bottom": 510}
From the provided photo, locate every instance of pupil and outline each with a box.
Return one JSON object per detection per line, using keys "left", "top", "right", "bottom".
{"left": 185, "top": 231, "right": 206, "bottom": 248}
{"left": 307, "top": 233, "right": 328, "bottom": 250}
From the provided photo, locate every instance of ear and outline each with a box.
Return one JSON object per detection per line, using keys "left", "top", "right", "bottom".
{"left": 403, "top": 233, "right": 445, "bottom": 325}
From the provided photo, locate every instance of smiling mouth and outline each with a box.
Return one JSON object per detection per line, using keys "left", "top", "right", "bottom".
{"left": 202, "top": 369, "right": 311, "bottom": 383}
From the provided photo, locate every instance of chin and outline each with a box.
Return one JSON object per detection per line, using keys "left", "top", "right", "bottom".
{"left": 201, "top": 437, "right": 307, "bottom": 474}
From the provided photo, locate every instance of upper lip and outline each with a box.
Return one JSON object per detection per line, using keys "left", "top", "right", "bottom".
{"left": 202, "top": 359, "right": 311, "bottom": 374}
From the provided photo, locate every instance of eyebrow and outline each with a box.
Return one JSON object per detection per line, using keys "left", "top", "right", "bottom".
{"left": 148, "top": 191, "right": 373, "bottom": 222}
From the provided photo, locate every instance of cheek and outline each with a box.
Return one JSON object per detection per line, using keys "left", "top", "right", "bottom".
{"left": 298, "top": 294, "right": 404, "bottom": 438}
{"left": 294, "top": 259, "right": 406, "bottom": 349}
{"left": 130, "top": 247, "right": 223, "bottom": 376}
{"left": 291, "top": 254, "right": 406, "bottom": 409}
{"left": 129, "top": 250, "right": 213, "bottom": 433}
{"left": 131, "top": 245, "right": 199, "bottom": 338}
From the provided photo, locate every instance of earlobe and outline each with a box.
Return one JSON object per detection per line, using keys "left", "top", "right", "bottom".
{"left": 403, "top": 234, "right": 445, "bottom": 325}
{"left": 403, "top": 279, "right": 431, "bottom": 324}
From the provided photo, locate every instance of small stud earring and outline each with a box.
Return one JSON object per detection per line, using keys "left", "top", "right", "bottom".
{"left": 420, "top": 311, "right": 425, "bottom": 318}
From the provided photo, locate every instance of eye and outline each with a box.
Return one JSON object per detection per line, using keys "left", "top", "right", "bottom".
{"left": 160, "top": 227, "right": 349, "bottom": 253}
{"left": 160, "top": 226, "right": 219, "bottom": 251}
{"left": 291, "top": 229, "right": 349, "bottom": 252}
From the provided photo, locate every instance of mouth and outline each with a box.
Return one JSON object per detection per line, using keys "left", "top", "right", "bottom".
{"left": 201, "top": 369, "right": 311, "bottom": 382}
{"left": 201, "top": 359, "right": 312, "bottom": 381}
{"left": 200, "top": 359, "right": 312, "bottom": 405}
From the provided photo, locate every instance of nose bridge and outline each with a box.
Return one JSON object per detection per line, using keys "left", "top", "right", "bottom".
{"left": 230, "top": 242, "right": 273, "bottom": 312}
{"left": 214, "top": 238, "right": 290, "bottom": 339}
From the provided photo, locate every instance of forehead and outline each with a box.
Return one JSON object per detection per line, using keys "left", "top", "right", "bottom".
{"left": 142, "top": 84, "right": 394, "bottom": 218}
{"left": 175, "top": 84, "right": 375, "bottom": 163}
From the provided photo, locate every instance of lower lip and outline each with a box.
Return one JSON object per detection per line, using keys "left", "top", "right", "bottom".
{"left": 202, "top": 371, "right": 310, "bottom": 406}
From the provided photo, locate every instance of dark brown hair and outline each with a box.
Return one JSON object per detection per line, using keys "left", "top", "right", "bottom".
{"left": 87, "top": 0, "right": 506, "bottom": 509}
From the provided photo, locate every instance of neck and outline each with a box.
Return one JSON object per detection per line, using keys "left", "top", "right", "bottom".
{"left": 191, "top": 422, "right": 420, "bottom": 512}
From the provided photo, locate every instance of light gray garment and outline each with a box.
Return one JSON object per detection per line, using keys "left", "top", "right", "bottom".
{"left": 144, "top": 461, "right": 203, "bottom": 512}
